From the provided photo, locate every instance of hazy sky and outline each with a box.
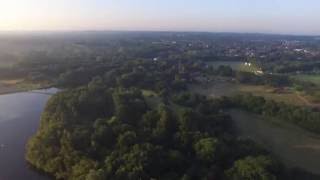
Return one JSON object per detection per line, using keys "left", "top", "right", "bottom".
{"left": 0, "top": 0, "right": 319, "bottom": 35}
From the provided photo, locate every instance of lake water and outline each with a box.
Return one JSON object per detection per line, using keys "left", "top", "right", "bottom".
{"left": 229, "top": 109, "right": 320, "bottom": 175}
{"left": 0, "top": 88, "right": 58, "bottom": 180}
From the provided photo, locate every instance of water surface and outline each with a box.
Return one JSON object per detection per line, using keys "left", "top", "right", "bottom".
{"left": 0, "top": 88, "right": 58, "bottom": 180}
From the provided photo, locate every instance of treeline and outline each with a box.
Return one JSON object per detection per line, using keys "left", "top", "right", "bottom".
{"left": 26, "top": 81, "right": 284, "bottom": 180}
{"left": 57, "top": 60, "right": 189, "bottom": 95}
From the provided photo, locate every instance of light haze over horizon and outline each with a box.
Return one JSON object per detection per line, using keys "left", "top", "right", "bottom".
{"left": 1, "top": 0, "right": 320, "bottom": 35}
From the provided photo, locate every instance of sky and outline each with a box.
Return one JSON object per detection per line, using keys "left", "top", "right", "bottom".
{"left": 0, "top": 0, "right": 320, "bottom": 35}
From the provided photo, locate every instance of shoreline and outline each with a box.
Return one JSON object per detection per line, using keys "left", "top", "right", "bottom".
{"left": 0, "top": 88, "right": 54, "bottom": 180}
{"left": 0, "top": 83, "right": 54, "bottom": 96}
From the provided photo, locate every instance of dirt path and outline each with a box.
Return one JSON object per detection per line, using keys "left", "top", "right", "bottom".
{"left": 295, "top": 92, "right": 320, "bottom": 109}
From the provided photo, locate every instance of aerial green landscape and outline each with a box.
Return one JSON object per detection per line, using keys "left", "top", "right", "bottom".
{"left": 0, "top": 32, "right": 319, "bottom": 179}
{"left": 1, "top": 1, "right": 320, "bottom": 179}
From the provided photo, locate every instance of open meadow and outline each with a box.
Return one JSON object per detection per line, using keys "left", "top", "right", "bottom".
{"left": 189, "top": 81, "right": 312, "bottom": 106}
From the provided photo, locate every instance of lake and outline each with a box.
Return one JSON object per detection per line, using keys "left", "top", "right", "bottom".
{"left": 229, "top": 109, "right": 320, "bottom": 175}
{"left": 0, "top": 88, "right": 58, "bottom": 180}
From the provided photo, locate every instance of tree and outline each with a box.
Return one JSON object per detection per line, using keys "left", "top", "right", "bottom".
{"left": 194, "top": 138, "right": 218, "bottom": 162}
{"left": 153, "top": 105, "right": 177, "bottom": 142}
{"left": 71, "top": 158, "right": 97, "bottom": 180}
{"left": 117, "top": 131, "right": 137, "bottom": 149}
{"left": 85, "top": 169, "right": 106, "bottom": 180}
{"left": 91, "top": 118, "right": 116, "bottom": 150}
{"left": 225, "top": 156, "right": 277, "bottom": 180}
{"left": 217, "top": 65, "right": 234, "bottom": 77}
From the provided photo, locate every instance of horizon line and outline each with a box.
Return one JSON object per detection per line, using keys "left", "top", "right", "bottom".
{"left": 0, "top": 29, "right": 319, "bottom": 37}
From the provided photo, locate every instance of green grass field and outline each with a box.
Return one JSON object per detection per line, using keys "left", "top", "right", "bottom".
{"left": 190, "top": 81, "right": 309, "bottom": 106}
{"left": 237, "top": 84, "right": 307, "bottom": 105}
{"left": 229, "top": 109, "right": 320, "bottom": 174}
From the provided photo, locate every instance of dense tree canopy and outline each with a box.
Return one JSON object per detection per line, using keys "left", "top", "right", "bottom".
{"left": 27, "top": 81, "right": 283, "bottom": 179}
{"left": 225, "top": 156, "right": 279, "bottom": 180}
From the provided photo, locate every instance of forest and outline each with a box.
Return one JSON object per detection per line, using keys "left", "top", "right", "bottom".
{"left": 27, "top": 80, "right": 284, "bottom": 180}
